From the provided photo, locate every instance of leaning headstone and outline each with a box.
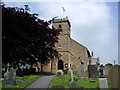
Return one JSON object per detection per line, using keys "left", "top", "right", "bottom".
{"left": 107, "top": 65, "right": 120, "bottom": 88}
{"left": 5, "top": 69, "right": 16, "bottom": 86}
{"left": 88, "top": 65, "right": 99, "bottom": 78}
{"left": 104, "top": 65, "right": 112, "bottom": 76}
{"left": 99, "top": 78, "right": 108, "bottom": 88}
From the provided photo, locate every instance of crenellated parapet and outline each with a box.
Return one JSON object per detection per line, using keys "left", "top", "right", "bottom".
{"left": 53, "top": 16, "right": 71, "bottom": 27}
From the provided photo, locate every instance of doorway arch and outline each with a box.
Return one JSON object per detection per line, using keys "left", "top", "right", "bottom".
{"left": 58, "top": 60, "right": 64, "bottom": 70}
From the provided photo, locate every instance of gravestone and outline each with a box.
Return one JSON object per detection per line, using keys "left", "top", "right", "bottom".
{"left": 107, "top": 65, "right": 120, "bottom": 88}
{"left": 79, "top": 65, "right": 85, "bottom": 75}
{"left": 5, "top": 69, "right": 16, "bottom": 86}
{"left": 103, "top": 67, "right": 106, "bottom": 76}
{"left": 70, "top": 70, "right": 77, "bottom": 88}
{"left": 88, "top": 65, "right": 99, "bottom": 78}
{"left": 104, "top": 66, "right": 112, "bottom": 76}
{"left": 72, "top": 65, "right": 77, "bottom": 74}
{"left": 70, "top": 70, "right": 74, "bottom": 81}
{"left": 99, "top": 78, "right": 108, "bottom": 88}
{"left": 57, "top": 72, "right": 61, "bottom": 76}
{"left": 63, "top": 70, "right": 68, "bottom": 74}
{"left": 57, "top": 70, "right": 63, "bottom": 75}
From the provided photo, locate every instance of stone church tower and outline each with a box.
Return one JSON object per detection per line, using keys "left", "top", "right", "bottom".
{"left": 42, "top": 17, "right": 90, "bottom": 72}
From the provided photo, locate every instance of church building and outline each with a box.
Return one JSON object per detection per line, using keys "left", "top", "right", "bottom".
{"left": 42, "top": 17, "right": 91, "bottom": 72}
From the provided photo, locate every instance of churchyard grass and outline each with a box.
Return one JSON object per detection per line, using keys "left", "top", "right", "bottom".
{"left": 49, "top": 73, "right": 112, "bottom": 89}
{"left": 0, "top": 80, "right": 2, "bottom": 89}
{"left": 76, "top": 78, "right": 99, "bottom": 88}
{"left": 49, "top": 73, "right": 98, "bottom": 88}
{"left": 49, "top": 76, "right": 70, "bottom": 88}
{"left": 2, "top": 73, "right": 43, "bottom": 88}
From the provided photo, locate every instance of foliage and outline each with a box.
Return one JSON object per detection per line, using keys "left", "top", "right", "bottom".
{"left": 2, "top": 4, "right": 61, "bottom": 66}
{"left": 105, "top": 63, "right": 113, "bottom": 67}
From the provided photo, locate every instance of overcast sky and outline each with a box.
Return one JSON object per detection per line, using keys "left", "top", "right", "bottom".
{"left": 4, "top": 1, "right": 118, "bottom": 65}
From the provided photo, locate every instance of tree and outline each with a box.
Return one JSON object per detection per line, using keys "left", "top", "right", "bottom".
{"left": 105, "top": 63, "right": 113, "bottom": 67}
{"left": 2, "top": 4, "right": 61, "bottom": 68}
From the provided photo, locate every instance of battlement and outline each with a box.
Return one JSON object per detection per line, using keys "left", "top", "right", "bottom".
{"left": 53, "top": 17, "right": 71, "bottom": 27}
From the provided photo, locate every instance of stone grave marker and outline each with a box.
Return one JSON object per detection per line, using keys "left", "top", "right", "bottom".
{"left": 88, "top": 65, "right": 99, "bottom": 78}
{"left": 72, "top": 65, "right": 77, "bottom": 74}
{"left": 70, "top": 70, "right": 77, "bottom": 88}
{"left": 99, "top": 78, "right": 108, "bottom": 88}
{"left": 5, "top": 68, "right": 16, "bottom": 86}
{"left": 71, "top": 70, "right": 74, "bottom": 81}
{"left": 57, "top": 72, "right": 61, "bottom": 76}
{"left": 104, "top": 65, "right": 112, "bottom": 76}
{"left": 57, "top": 70, "right": 63, "bottom": 75}
{"left": 103, "top": 67, "right": 106, "bottom": 76}
{"left": 107, "top": 65, "right": 120, "bottom": 88}
{"left": 79, "top": 65, "right": 85, "bottom": 75}
{"left": 63, "top": 70, "right": 68, "bottom": 74}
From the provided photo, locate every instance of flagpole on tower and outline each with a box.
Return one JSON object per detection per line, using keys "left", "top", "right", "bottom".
{"left": 60, "top": 1, "right": 68, "bottom": 19}
{"left": 61, "top": 6, "right": 68, "bottom": 19}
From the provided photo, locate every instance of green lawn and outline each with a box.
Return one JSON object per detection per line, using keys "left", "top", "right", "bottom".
{"left": 49, "top": 73, "right": 112, "bottom": 89}
{"left": 49, "top": 73, "right": 82, "bottom": 88}
{"left": 49, "top": 76, "right": 70, "bottom": 88}
{"left": 76, "top": 78, "right": 99, "bottom": 88}
{"left": 2, "top": 73, "right": 43, "bottom": 89}
{"left": 0, "top": 80, "right": 2, "bottom": 89}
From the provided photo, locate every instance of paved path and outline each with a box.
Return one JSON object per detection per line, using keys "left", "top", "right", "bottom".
{"left": 23, "top": 75, "right": 55, "bottom": 89}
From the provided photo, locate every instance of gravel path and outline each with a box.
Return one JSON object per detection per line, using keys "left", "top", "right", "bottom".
{"left": 23, "top": 75, "right": 55, "bottom": 89}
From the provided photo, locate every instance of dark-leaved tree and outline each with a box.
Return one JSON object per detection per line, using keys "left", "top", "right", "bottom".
{"left": 2, "top": 4, "right": 61, "bottom": 69}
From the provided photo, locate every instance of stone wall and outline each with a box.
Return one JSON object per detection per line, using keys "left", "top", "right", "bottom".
{"left": 70, "top": 39, "right": 89, "bottom": 66}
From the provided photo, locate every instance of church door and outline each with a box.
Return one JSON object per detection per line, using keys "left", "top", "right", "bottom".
{"left": 58, "top": 60, "right": 63, "bottom": 70}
